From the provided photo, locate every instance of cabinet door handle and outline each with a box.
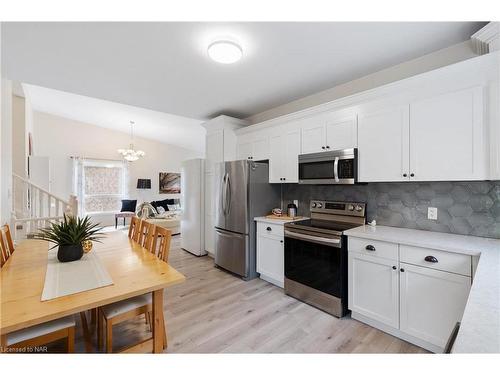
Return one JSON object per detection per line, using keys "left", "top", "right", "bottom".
{"left": 365, "top": 245, "right": 376, "bottom": 251}
{"left": 266, "top": 227, "right": 272, "bottom": 231}
{"left": 326, "top": 145, "right": 330, "bottom": 149}
{"left": 400, "top": 268, "right": 405, "bottom": 272}
{"left": 321, "top": 146, "right": 326, "bottom": 150}
{"left": 410, "top": 173, "right": 415, "bottom": 177}
{"left": 403, "top": 173, "right": 407, "bottom": 177}
{"left": 392, "top": 266, "right": 397, "bottom": 270}
{"left": 280, "top": 240, "right": 284, "bottom": 243}
{"left": 424, "top": 255, "right": 438, "bottom": 263}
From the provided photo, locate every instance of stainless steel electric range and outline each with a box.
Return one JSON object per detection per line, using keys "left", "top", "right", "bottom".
{"left": 284, "top": 200, "right": 366, "bottom": 317}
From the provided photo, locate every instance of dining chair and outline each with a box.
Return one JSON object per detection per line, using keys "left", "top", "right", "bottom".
{"left": 0, "top": 230, "right": 11, "bottom": 267}
{"left": 97, "top": 226, "right": 172, "bottom": 353}
{"left": 128, "top": 216, "right": 140, "bottom": 240}
{"left": 0, "top": 237, "right": 8, "bottom": 267}
{"left": 2, "top": 224, "right": 15, "bottom": 255}
{"left": 1, "top": 315, "right": 76, "bottom": 353}
{"left": 150, "top": 226, "right": 172, "bottom": 263}
{"left": 138, "top": 221, "right": 154, "bottom": 248}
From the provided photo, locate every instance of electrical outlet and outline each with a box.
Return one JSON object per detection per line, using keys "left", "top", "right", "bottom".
{"left": 293, "top": 199, "right": 299, "bottom": 208}
{"left": 428, "top": 207, "right": 438, "bottom": 220}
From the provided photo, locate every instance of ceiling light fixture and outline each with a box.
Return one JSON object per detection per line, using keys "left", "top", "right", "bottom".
{"left": 207, "top": 40, "right": 243, "bottom": 64}
{"left": 117, "top": 121, "right": 145, "bottom": 162}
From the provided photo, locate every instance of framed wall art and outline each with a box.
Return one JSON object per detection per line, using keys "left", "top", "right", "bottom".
{"left": 159, "top": 172, "right": 180, "bottom": 194}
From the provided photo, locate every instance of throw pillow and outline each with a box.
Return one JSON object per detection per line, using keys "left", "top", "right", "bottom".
{"left": 121, "top": 199, "right": 137, "bottom": 212}
{"left": 151, "top": 199, "right": 175, "bottom": 212}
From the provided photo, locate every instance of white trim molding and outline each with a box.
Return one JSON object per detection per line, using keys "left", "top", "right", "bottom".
{"left": 471, "top": 22, "right": 500, "bottom": 54}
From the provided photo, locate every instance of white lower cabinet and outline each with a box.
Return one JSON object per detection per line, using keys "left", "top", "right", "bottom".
{"left": 348, "top": 237, "right": 472, "bottom": 352}
{"left": 256, "top": 220, "right": 285, "bottom": 288}
{"left": 399, "top": 263, "right": 471, "bottom": 348}
{"left": 348, "top": 252, "right": 399, "bottom": 328}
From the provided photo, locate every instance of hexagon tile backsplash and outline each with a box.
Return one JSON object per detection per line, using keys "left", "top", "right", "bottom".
{"left": 284, "top": 181, "right": 500, "bottom": 239}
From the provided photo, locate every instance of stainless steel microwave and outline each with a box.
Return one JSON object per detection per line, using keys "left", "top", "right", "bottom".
{"left": 298, "top": 148, "right": 357, "bottom": 184}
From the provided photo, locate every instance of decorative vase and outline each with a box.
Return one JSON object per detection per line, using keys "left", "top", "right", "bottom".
{"left": 82, "top": 240, "right": 93, "bottom": 253}
{"left": 57, "top": 244, "right": 84, "bottom": 262}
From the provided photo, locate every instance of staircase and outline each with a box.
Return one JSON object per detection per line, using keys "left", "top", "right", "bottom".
{"left": 11, "top": 173, "right": 78, "bottom": 241}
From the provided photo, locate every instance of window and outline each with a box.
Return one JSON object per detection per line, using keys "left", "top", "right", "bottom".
{"left": 73, "top": 159, "right": 128, "bottom": 215}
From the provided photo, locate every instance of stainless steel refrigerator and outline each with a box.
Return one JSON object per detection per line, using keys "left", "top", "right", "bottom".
{"left": 214, "top": 160, "right": 280, "bottom": 280}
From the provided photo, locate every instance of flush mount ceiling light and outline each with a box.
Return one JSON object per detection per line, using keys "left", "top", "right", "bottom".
{"left": 207, "top": 40, "right": 243, "bottom": 64}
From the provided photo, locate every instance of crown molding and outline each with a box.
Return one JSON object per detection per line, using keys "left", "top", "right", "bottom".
{"left": 471, "top": 22, "right": 500, "bottom": 54}
{"left": 236, "top": 52, "right": 499, "bottom": 135}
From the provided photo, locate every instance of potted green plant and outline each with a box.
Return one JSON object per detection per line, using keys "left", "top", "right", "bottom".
{"left": 34, "top": 214, "right": 104, "bottom": 262}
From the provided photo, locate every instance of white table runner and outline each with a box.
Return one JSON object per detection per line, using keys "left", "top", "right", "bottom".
{"left": 41, "top": 248, "right": 113, "bottom": 301}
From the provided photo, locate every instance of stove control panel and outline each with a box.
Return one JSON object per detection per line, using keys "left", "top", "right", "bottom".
{"left": 310, "top": 200, "right": 366, "bottom": 217}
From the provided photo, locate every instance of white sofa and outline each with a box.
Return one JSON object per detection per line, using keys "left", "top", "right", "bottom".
{"left": 145, "top": 216, "right": 181, "bottom": 235}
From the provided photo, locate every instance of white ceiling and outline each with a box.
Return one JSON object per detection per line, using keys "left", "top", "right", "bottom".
{"left": 23, "top": 84, "right": 205, "bottom": 152}
{"left": 2, "top": 22, "right": 486, "bottom": 120}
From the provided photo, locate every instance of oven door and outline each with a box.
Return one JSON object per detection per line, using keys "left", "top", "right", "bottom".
{"left": 298, "top": 149, "right": 357, "bottom": 184}
{"left": 284, "top": 229, "right": 346, "bottom": 298}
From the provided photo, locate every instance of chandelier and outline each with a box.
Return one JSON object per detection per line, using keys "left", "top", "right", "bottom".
{"left": 117, "top": 121, "right": 145, "bottom": 162}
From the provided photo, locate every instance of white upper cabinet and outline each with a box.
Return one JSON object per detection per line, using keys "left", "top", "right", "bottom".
{"left": 203, "top": 115, "right": 247, "bottom": 173}
{"left": 358, "top": 87, "right": 487, "bottom": 183}
{"left": 205, "top": 130, "right": 224, "bottom": 173}
{"left": 237, "top": 137, "right": 253, "bottom": 160}
{"left": 358, "top": 105, "right": 410, "bottom": 182}
{"left": 269, "top": 123, "right": 301, "bottom": 183}
{"left": 268, "top": 132, "right": 283, "bottom": 183}
{"left": 252, "top": 134, "right": 270, "bottom": 161}
{"left": 237, "top": 132, "right": 269, "bottom": 161}
{"left": 301, "top": 113, "right": 357, "bottom": 154}
{"left": 409, "top": 87, "right": 486, "bottom": 181}
{"left": 284, "top": 129, "right": 301, "bottom": 182}
{"left": 325, "top": 114, "right": 358, "bottom": 151}
{"left": 301, "top": 120, "right": 326, "bottom": 154}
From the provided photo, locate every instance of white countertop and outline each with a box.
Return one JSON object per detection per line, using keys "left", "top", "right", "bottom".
{"left": 344, "top": 225, "right": 500, "bottom": 353}
{"left": 254, "top": 216, "right": 308, "bottom": 225}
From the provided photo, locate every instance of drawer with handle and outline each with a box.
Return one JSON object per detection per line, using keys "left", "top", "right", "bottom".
{"left": 348, "top": 237, "right": 398, "bottom": 261}
{"left": 257, "top": 222, "right": 284, "bottom": 237}
{"left": 400, "top": 245, "right": 471, "bottom": 277}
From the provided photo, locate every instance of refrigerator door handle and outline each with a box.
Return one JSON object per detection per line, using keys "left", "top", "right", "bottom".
{"left": 226, "top": 174, "right": 232, "bottom": 216}
{"left": 221, "top": 173, "right": 227, "bottom": 215}
{"left": 215, "top": 228, "right": 245, "bottom": 239}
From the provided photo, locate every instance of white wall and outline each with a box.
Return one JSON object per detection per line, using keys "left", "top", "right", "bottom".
{"left": 33, "top": 111, "right": 203, "bottom": 226}
{"left": 246, "top": 40, "right": 479, "bottom": 124}
{"left": 1, "top": 79, "right": 13, "bottom": 226}
{"left": 12, "top": 95, "right": 27, "bottom": 177}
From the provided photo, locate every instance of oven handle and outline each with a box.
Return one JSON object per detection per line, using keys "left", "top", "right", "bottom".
{"left": 284, "top": 230, "right": 341, "bottom": 247}
{"left": 334, "top": 156, "right": 339, "bottom": 182}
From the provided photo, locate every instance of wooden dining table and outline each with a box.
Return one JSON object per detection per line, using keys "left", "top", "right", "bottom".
{"left": 0, "top": 230, "right": 185, "bottom": 353}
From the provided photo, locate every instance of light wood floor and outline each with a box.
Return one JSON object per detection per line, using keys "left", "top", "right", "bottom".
{"left": 52, "top": 234, "right": 427, "bottom": 353}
